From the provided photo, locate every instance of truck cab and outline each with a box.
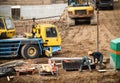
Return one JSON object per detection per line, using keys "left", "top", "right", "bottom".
{"left": 32, "top": 24, "right": 61, "bottom": 46}
{"left": 0, "top": 16, "right": 15, "bottom": 39}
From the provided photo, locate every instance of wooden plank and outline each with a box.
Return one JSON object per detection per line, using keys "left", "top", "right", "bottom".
{"left": 0, "top": 60, "right": 24, "bottom": 68}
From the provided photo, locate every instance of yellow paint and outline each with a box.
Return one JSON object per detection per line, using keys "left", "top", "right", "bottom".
{"left": 45, "top": 47, "right": 52, "bottom": 57}
{"left": 26, "top": 23, "right": 61, "bottom": 47}
{"left": 0, "top": 16, "right": 15, "bottom": 38}
{"left": 67, "top": 6, "right": 94, "bottom": 17}
{"left": 67, "top": 0, "right": 94, "bottom": 18}
{"left": 67, "top": 6, "right": 94, "bottom": 11}
{"left": 34, "top": 24, "right": 61, "bottom": 46}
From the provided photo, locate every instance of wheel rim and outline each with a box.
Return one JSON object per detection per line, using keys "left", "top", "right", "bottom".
{"left": 27, "top": 47, "right": 37, "bottom": 56}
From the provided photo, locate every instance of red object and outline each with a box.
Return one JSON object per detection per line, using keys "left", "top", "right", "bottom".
{"left": 52, "top": 64, "right": 57, "bottom": 72}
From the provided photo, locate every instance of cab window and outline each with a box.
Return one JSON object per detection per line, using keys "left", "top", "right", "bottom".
{"left": 46, "top": 27, "right": 57, "bottom": 37}
{"left": 4, "top": 17, "right": 14, "bottom": 30}
{"left": 0, "top": 19, "right": 4, "bottom": 29}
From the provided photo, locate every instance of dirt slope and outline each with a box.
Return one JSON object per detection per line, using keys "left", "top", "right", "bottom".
{"left": 60, "top": 3, "right": 120, "bottom": 58}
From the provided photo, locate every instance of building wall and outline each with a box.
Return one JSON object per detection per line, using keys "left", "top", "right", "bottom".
{"left": 0, "top": 0, "right": 66, "bottom": 5}
{"left": 21, "top": 4, "right": 67, "bottom": 19}
{"left": 0, "top": 0, "right": 67, "bottom": 19}
{"left": 0, "top": 4, "right": 67, "bottom": 19}
{"left": 0, "top": 0, "right": 51, "bottom": 5}
{"left": 0, "top": 5, "right": 11, "bottom": 16}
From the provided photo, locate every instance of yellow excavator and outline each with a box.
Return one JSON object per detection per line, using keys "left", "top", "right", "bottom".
{"left": 66, "top": 0, "right": 97, "bottom": 25}
{"left": 0, "top": 16, "right": 15, "bottom": 39}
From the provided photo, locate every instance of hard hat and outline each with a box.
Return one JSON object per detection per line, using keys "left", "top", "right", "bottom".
{"left": 88, "top": 51, "right": 93, "bottom": 55}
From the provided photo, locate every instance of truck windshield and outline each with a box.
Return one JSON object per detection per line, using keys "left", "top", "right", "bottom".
{"left": 68, "top": 0, "right": 89, "bottom": 6}
{"left": 0, "top": 19, "right": 4, "bottom": 29}
{"left": 4, "top": 17, "right": 14, "bottom": 30}
{"left": 46, "top": 27, "right": 57, "bottom": 37}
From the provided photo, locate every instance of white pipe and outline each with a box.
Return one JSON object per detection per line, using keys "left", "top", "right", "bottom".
{"left": 50, "top": 57, "right": 83, "bottom": 61}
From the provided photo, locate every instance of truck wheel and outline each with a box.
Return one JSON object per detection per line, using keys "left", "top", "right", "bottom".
{"left": 21, "top": 44, "right": 39, "bottom": 59}
{"left": 110, "top": 6, "right": 113, "bottom": 10}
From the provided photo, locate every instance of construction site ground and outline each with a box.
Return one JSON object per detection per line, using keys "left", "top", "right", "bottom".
{"left": 0, "top": 2, "right": 120, "bottom": 83}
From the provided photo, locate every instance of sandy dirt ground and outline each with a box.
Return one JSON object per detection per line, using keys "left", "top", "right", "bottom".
{"left": 0, "top": 2, "right": 120, "bottom": 83}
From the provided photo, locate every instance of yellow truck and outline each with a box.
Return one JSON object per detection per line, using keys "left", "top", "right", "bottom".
{"left": 0, "top": 16, "right": 15, "bottom": 38}
{"left": 0, "top": 17, "right": 61, "bottom": 59}
{"left": 67, "top": 0, "right": 97, "bottom": 25}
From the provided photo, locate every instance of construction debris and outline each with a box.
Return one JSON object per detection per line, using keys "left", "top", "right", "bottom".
{"left": 0, "top": 60, "right": 24, "bottom": 68}
{"left": 0, "top": 60, "right": 37, "bottom": 77}
{"left": 6, "top": 76, "right": 14, "bottom": 81}
{"left": 38, "top": 64, "right": 58, "bottom": 76}
{"left": 15, "top": 64, "right": 36, "bottom": 76}
{"left": 0, "top": 57, "right": 110, "bottom": 79}
{"left": 49, "top": 57, "right": 96, "bottom": 71}
{"left": 0, "top": 67, "right": 15, "bottom": 77}
{"left": 0, "top": 60, "right": 24, "bottom": 77}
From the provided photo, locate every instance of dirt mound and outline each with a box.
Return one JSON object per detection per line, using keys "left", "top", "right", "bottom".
{"left": 58, "top": 5, "right": 120, "bottom": 58}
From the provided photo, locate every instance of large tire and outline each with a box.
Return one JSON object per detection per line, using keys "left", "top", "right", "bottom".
{"left": 21, "top": 44, "right": 40, "bottom": 59}
{"left": 110, "top": 6, "right": 113, "bottom": 10}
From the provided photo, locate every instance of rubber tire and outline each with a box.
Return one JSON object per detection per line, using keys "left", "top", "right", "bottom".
{"left": 21, "top": 44, "right": 40, "bottom": 59}
{"left": 110, "top": 6, "right": 113, "bottom": 10}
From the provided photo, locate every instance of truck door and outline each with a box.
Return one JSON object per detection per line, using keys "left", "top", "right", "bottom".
{"left": 0, "top": 18, "right": 5, "bottom": 38}
{"left": 0, "top": 18, "right": 4, "bottom": 29}
{"left": 44, "top": 27, "right": 61, "bottom": 46}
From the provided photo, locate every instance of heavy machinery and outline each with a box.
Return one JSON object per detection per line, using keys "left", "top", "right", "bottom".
{"left": 0, "top": 18, "right": 61, "bottom": 59}
{"left": 95, "top": 0, "right": 114, "bottom": 9}
{"left": 0, "top": 16, "right": 15, "bottom": 39}
{"left": 66, "top": 0, "right": 97, "bottom": 25}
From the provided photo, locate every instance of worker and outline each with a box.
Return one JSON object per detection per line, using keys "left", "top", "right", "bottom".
{"left": 32, "top": 18, "right": 37, "bottom": 37}
{"left": 79, "top": 56, "right": 92, "bottom": 72}
{"left": 88, "top": 51, "right": 103, "bottom": 68}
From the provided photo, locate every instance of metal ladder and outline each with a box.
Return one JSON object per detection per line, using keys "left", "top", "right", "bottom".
{"left": 0, "top": 40, "right": 21, "bottom": 57}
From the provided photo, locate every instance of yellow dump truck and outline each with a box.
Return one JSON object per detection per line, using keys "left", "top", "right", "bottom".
{"left": 67, "top": 0, "right": 97, "bottom": 25}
